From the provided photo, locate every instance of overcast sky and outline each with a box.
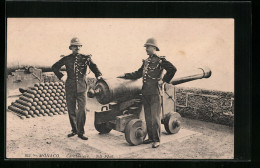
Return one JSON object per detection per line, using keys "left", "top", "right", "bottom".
{"left": 7, "top": 18, "right": 234, "bottom": 92}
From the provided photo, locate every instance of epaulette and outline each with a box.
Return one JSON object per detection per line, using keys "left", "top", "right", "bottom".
{"left": 81, "top": 54, "right": 92, "bottom": 58}
{"left": 159, "top": 56, "right": 166, "bottom": 59}
{"left": 159, "top": 56, "right": 166, "bottom": 64}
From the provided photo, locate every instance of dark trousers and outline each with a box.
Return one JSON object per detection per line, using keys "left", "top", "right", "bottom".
{"left": 65, "top": 88, "right": 86, "bottom": 135}
{"left": 142, "top": 94, "right": 161, "bottom": 142}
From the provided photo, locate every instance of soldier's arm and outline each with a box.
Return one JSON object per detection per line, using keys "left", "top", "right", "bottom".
{"left": 52, "top": 57, "right": 66, "bottom": 80}
{"left": 123, "top": 61, "right": 144, "bottom": 79}
{"left": 87, "top": 57, "right": 102, "bottom": 78}
{"left": 160, "top": 57, "right": 177, "bottom": 83}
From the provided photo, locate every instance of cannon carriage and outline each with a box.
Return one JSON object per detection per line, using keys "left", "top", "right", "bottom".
{"left": 88, "top": 67, "right": 212, "bottom": 146}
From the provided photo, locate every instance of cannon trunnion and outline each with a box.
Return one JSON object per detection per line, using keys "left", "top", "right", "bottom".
{"left": 88, "top": 67, "right": 212, "bottom": 146}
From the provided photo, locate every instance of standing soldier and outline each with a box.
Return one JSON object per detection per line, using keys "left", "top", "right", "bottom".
{"left": 118, "top": 38, "right": 177, "bottom": 148}
{"left": 52, "top": 37, "right": 102, "bottom": 140}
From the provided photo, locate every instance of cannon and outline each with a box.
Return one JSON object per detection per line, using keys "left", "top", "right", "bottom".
{"left": 87, "top": 67, "right": 211, "bottom": 146}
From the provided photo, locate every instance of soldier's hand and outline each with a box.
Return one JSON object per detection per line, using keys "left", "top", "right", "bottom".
{"left": 61, "top": 75, "right": 67, "bottom": 82}
{"left": 97, "top": 76, "right": 103, "bottom": 80}
{"left": 117, "top": 74, "right": 125, "bottom": 78}
{"left": 158, "top": 80, "right": 165, "bottom": 89}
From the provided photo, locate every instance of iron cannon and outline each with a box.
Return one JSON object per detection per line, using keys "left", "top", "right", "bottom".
{"left": 87, "top": 67, "right": 211, "bottom": 145}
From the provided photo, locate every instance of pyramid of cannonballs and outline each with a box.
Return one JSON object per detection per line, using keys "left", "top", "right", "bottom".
{"left": 8, "top": 82, "right": 67, "bottom": 119}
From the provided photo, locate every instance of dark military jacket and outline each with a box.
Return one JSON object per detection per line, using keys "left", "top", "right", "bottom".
{"left": 52, "top": 53, "right": 102, "bottom": 93}
{"left": 124, "top": 54, "right": 177, "bottom": 95}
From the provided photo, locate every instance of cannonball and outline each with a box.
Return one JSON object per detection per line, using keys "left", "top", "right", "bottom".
{"left": 34, "top": 109, "right": 40, "bottom": 115}
{"left": 40, "top": 109, "right": 46, "bottom": 116}
{"left": 42, "top": 105, "right": 47, "bottom": 110}
{"left": 49, "top": 97, "right": 54, "bottom": 101}
{"left": 37, "top": 90, "right": 42, "bottom": 94}
{"left": 28, "top": 110, "right": 35, "bottom": 116}
{"left": 34, "top": 83, "right": 40, "bottom": 87}
{"left": 39, "top": 82, "right": 45, "bottom": 87}
{"left": 34, "top": 98, "right": 39, "bottom": 102}
{"left": 37, "top": 101, "right": 43, "bottom": 106}
{"left": 38, "top": 86, "right": 44, "bottom": 90}
{"left": 32, "top": 102, "right": 37, "bottom": 106}
{"left": 35, "top": 94, "right": 40, "bottom": 98}
{"left": 46, "top": 105, "right": 52, "bottom": 109}
{"left": 50, "top": 108, "right": 55, "bottom": 113}
{"left": 31, "top": 106, "right": 36, "bottom": 111}
{"left": 42, "top": 90, "right": 48, "bottom": 94}
{"left": 55, "top": 108, "right": 61, "bottom": 113}
{"left": 49, "top": 86, "right": 53, "bottom": 90}
{"left": 56, "top": 104, "right": 61, "bottom": 108}
{"left": 36, "top": 105, "right": 41, "bottom": 110}
{"left": 39, "top": 97, "right": 44, "bottom": 102}
{"left": 46, "top": 93, "right": 51, "bottom": 97}
{"left": 53, "top": 100, "right": 58, "bottom": 104}
{"left": 44, "top": 97, "right": 50, "bottom": 101}
{"left": 32, "top": 87, "right": 39, "bottom": 90}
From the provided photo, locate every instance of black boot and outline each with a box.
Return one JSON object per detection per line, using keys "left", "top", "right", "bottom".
{"left": 67, "top": 132, "right": 77, "bottom": 137}
{"left": 78, "top": 134, "right": 88, "bottom": 140}
{"left": 143, "top": 139, "right": 153, "bottom": 144}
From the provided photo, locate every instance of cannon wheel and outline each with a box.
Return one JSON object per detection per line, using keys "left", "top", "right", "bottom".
{"left": 125, "top": 119, "right": 147, "bottom": 146}
{"left": 164, "top": 112, "right": 181, "bottom": 134}
{"left": 94, "top": 122, "right": 112, "bottom": 134}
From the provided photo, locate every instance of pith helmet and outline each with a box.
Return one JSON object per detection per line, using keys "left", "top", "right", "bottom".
{"left": 70, "top": 37, "right": 82, "bottom": 46}
{"left": 144, "top": 38, "right": 160, "bottom": 51}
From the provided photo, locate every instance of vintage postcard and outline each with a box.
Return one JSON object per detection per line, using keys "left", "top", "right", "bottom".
{"left": 6, "top": 18, "right": 234, "bottom": 159}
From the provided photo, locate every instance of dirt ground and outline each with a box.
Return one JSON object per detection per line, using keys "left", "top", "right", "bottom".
{"left": 6, "top": 90, "right": 234, "bottom": 159}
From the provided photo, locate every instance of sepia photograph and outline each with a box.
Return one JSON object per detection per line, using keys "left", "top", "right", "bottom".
{"left": 6, "top": 18, "right": 234, "bottom": 159}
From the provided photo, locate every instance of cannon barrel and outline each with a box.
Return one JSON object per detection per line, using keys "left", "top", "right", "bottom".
{"left": 170, "top": 66, "right": 211, "bottom": 85}
{"left": 88, "top": 67, "right": 211, "bottom": 105}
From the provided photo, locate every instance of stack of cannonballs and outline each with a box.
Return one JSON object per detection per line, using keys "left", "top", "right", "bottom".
{"left": 8, "top": 82, "right": 67, "bottom": 119}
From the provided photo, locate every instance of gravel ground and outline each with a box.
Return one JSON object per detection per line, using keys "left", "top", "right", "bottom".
{"left": 6, "top": 93, "right": 234, "bottom": 159}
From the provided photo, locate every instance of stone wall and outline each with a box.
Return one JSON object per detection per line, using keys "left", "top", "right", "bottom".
{"left": 176, "top": 87, "right": 234, "bottom": 126}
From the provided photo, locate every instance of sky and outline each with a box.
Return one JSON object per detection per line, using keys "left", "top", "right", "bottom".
{"left": 7, "top": 18, "right": 234, "bottom": 92}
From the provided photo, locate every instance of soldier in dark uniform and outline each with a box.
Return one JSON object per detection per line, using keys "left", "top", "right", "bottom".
{"left": 52, "top": 37, "right": 102, "bottom": 140}
{"left": 118, "top": 38, "right": 177, "bottom": 148}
